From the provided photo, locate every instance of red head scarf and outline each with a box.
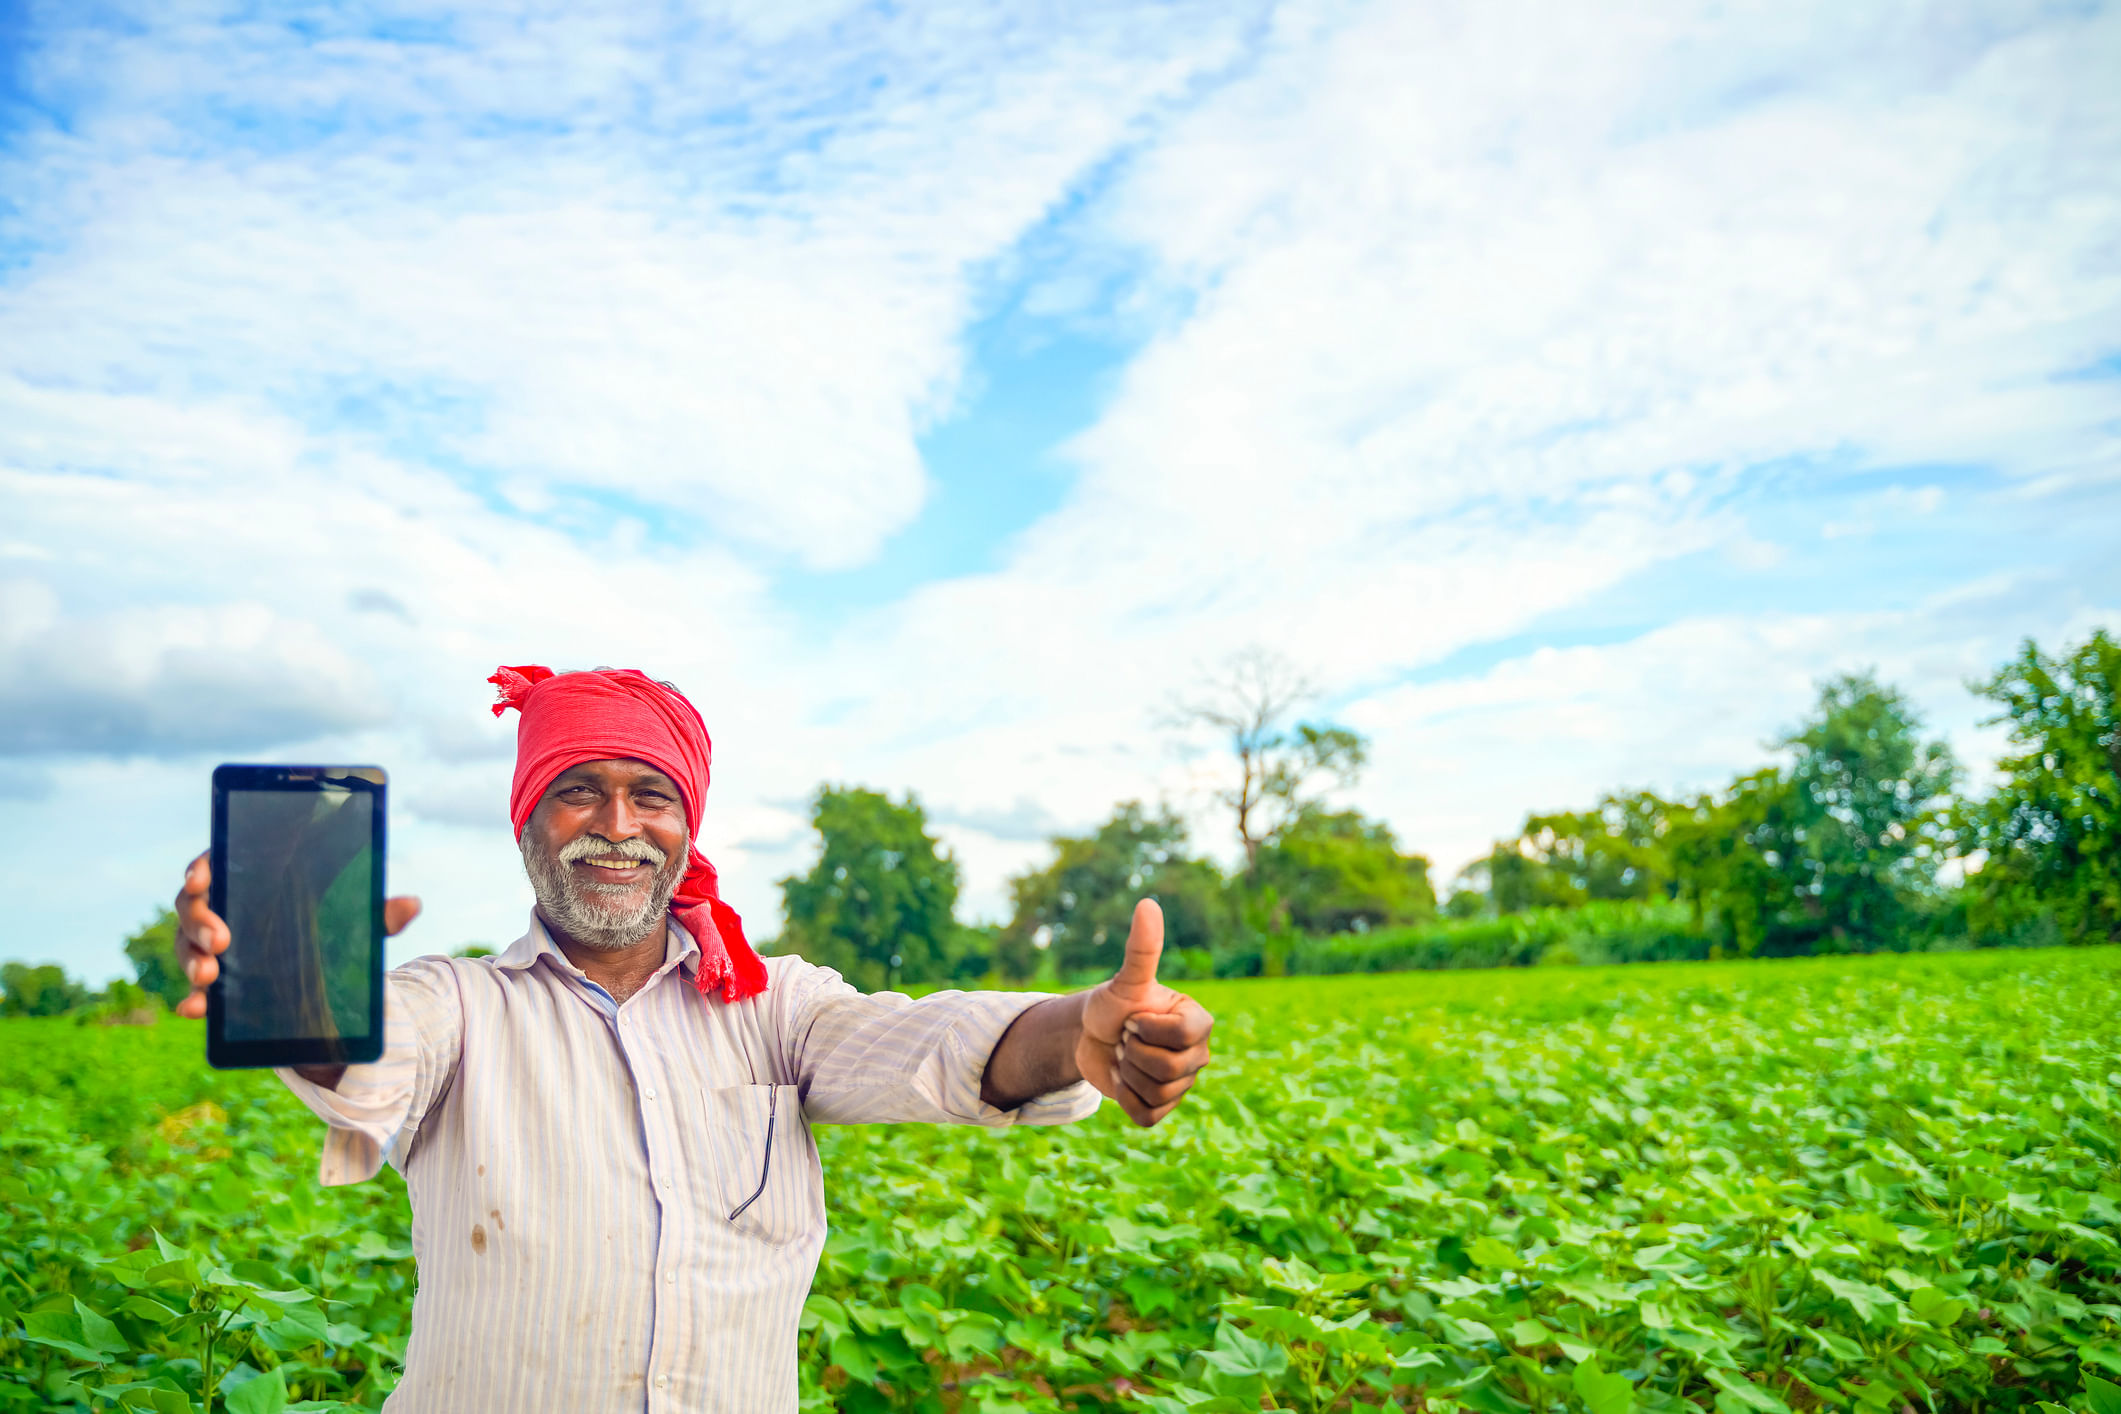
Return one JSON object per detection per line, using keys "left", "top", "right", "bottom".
{"left": 488, "top": 664, "right": 767, "bottom": 1003}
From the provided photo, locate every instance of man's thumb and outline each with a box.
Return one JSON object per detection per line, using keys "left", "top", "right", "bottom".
{"left": 1113, "top": 898, "right": 1164, "bottom": 987}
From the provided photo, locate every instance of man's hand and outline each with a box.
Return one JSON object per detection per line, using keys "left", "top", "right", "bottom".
{"left": 1076, "top": 899, "right": 1214, "bottom": 1127}
{"left": 173, "top": 851, "right": 422, "bottom": 1019}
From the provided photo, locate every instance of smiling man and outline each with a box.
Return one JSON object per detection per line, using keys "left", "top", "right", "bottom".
{"left": 171, "top": 665, "right": 1213, "bottom": 1414}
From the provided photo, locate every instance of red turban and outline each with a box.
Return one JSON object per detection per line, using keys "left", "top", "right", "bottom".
{"left": 487, "top": 664, "right": 767, "bottom": 1003}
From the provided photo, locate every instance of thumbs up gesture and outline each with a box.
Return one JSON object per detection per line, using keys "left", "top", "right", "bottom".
{"left": 1076, "top": 899, "right": 1215, "bottom": 1127}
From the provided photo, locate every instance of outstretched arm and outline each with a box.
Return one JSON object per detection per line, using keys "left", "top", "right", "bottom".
{"left": 977, "top": 992, "right": 1088, "bottom": 1111}
{"left": 979, "top": 900, "right": 1215, "bottom": 1127}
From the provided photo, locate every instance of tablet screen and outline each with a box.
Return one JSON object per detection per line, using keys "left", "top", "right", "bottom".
{"left": 219, "top": 784, "right": 378, "bottom": 1043}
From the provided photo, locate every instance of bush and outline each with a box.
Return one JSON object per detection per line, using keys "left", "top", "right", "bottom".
{"left": 1286, "top": 899, "right": 1711, "bottom": 975}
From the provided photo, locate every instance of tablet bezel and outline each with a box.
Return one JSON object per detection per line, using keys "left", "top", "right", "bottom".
{"left": 206, "top": 764, "right": 388, "bottom": 1070}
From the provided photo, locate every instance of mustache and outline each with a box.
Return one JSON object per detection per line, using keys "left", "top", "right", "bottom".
{"left": 556, "top": 834, "right": 670, "bottom": 868}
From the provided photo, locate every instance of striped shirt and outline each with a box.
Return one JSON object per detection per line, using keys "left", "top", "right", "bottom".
{"left": 277, "top": 912, "right": 1101, "bottom": 1414}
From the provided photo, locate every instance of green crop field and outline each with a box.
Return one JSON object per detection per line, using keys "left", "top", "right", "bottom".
{"left": 3, "top": 949, "right": 2119, "bottom": 1414}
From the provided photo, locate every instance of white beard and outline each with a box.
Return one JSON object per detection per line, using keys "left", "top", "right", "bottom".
{"left": 521, "top": 831, "right": 685, "bottom": 952}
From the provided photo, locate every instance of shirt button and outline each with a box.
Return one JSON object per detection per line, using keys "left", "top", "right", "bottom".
{"left": 643, "top": 1088, "right": 657, "bottom": 1101}
{"left": 662, "top": 1178, "right": 673, "bottom": 1190}
{"left": 665, "top": 1271, "right": 676, "bottom": 1284}
{"left": 655, "top": 1375, "right": 668, "bottom": 1389}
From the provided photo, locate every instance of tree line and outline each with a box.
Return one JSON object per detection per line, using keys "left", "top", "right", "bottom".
{"left": 4, "top": 627, "right": 2114, "bottom": 1015}
{"left": 773, "top": 628, "right": 2120, "bottom": 988}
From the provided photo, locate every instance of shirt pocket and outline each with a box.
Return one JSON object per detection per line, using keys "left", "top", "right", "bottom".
{"left": 701, "top": 1083, "right": 821, "bottom": 1248}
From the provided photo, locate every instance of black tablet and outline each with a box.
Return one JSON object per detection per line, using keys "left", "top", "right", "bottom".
{"left": 207, "top": 765, "right": 387, "bottom": 1069}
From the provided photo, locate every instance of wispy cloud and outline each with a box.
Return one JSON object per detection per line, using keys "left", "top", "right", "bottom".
{"left": 0, "top": 579, "right": 388, "bottom": 756}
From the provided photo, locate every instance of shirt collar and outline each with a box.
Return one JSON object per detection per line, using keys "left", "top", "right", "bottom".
{"left": 493, "top": 910, "right": 701, "bottom": 979}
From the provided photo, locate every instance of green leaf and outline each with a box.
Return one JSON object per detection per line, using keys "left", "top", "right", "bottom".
{"left": 1003, "top": 1317, "right": 1067, "bottom": 1363}
{"left": 2085, "top": 1374, "right": 2121, "bottom": 1414}
{"left": 1572, "top": 1356, "right": 1634, "bottom": 1414}
{"left": 1550, "top": 1275, "right": 1633, "bottom": 1312}
{"left": 1123, "top": 1272, "right": 1180, "bottom": 1316}
{"left": 223, "top": 1367, "right": 289, "bottom": 1414}
{"left": 800, "top": 1294, "right": 850, "bottom": 1342}
{"left": 1438, "top": 1315, "right": 1499, "bottom": 1348}
{"left": 1262, "top": 1255, "right": 1325, "bottom": 1295}
{"left": 348, "top": 1231, "right": 410, "bottom": 1262}
{"left": 73, "top": 1300, "right": 126, "bottom": 1359}
{"left": 259, "top": 1303, "right": 331, "bottom": 1351}
{"left": 1904, "top": 1285, "right": 1965, "bottom": 1328}
{"left": 1816, "top": 1272, "right": 1898, "bottom": 1325}
{"left": 1465, "top": 1236, "right": 1520, "bottom": 1270}
{"left": 943, "top": 1313, "right": 1003, "bottom": 1364}
{"left": 829, "top": 1332, "right": 877, "bottom": 1385}
{"left": 119, "top": 1294, "right": 184, "bottom": 1322}
{"left": 1703, "top": 1368, "right": 1790, "bottom": 1414}
{"left": 1803, "top": 1326, "right": 1865, "bottom": 1363}
{"left": 96, "top": 1386, "right": 191, "bottom": 1414}
{"left": 1509, "top": 1318, "right": 1554, "bottom": 1347}
{"left": 1200, "top": 1323, "right": 1287, "bottom": 1380}
{"left": 20, "top": 1301, "right": 127, "bottom": 1364}
{"left": 894, "top": 1283, "right": 942, "bottom": 1344}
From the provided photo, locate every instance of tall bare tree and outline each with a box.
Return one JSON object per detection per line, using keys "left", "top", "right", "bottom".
{"left": 1163, "top": 646, "right": 1369, "bottom": 876}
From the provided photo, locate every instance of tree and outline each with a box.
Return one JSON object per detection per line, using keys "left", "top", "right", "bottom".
{"left": 1255, "top": 807, "right": 1436, "bottom": 933}
{"left": 1516, "top": 792, "right": 1676, "bottom": 904}
{"left": 86, "top": 977, "right": 159, "bottom": 1025}
{"left": 777, "top": 786, "right": 962, "bottom": 991}
{"left": 1670, "top": 673, "right": 1956, "bottom": 954}
{"left": 1, "top": 961, "right": 89, "bottom": 1017}
{"left": 1456, "top": 791, "right": 1680, "bottom": 916}
{"left": 1164, "top": 647, "right": 1367, "bottom": 877}
{"left": 1000, "top": 803, "right": 1230, "bottom": 979}
{"left": 1441, "top": 883, "right": 1487, "bottom": 919}
{"left": 1482, "top": 842, "right": 1564, "bottom": 914}
{"left": 1962, "top": 628, "right": 2121, "bottom": 943}
{"left": 1665, "top": 770, "right": 1796, "bottom": 956}
{"left": 124, "top": 908, "right": 190, "bottom": 1009}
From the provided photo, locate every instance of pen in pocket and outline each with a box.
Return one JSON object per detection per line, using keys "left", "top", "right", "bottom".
{"left": 728, "top": 1086, "right": 777, "bottom": 1222}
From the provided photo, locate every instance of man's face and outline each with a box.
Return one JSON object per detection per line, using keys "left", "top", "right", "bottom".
{"left": 520, "top": 758, "right": 691, "bottom": 951}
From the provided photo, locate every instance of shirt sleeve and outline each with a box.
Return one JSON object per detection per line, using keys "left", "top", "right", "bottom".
{"left": 275, "top": 956, "right": 466, "bottom": 1186}
{"left": 772, "top": 957, "right": 1102, "bottom": 1127}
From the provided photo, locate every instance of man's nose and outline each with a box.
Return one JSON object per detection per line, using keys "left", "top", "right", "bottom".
{"left": 591, "top": 794, "right": 644, "bottom": 840}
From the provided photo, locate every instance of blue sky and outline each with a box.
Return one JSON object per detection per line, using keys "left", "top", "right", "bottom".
{"left": 1, "top": 0, "right": 2117, "bottom": 983}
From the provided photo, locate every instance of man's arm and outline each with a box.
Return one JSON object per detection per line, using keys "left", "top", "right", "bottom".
{"left": 980, "top": 900, "right": 1214, "bottom": 1128}
{"left": 978, "top": 993, "right": 1087, "bottom": 1111}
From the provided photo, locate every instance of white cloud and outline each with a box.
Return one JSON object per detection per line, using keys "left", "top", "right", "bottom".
{"left": 1821, "top": 483, "right": 1946, "bottom": 540}
{"left": 2, "top": 0, "right": 2117, "bottom": 977}
{"left": 0, "top": 577, "right": 389, "bottom": 756}
{"left": 1, "top": 2, "right": 1259, "bottom": 567}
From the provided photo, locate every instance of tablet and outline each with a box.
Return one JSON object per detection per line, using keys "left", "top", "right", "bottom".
{"left": 207, "top": 765, "right": 387, "bottom": 1069}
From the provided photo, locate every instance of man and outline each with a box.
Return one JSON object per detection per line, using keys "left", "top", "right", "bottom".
{"left": 172, "top": 665, "right": 1214, "bottom": 1414}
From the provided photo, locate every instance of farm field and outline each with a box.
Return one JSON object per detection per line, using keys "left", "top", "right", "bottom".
{"left": 2, "top": 948, "right": 2118, "bottom": 1414}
